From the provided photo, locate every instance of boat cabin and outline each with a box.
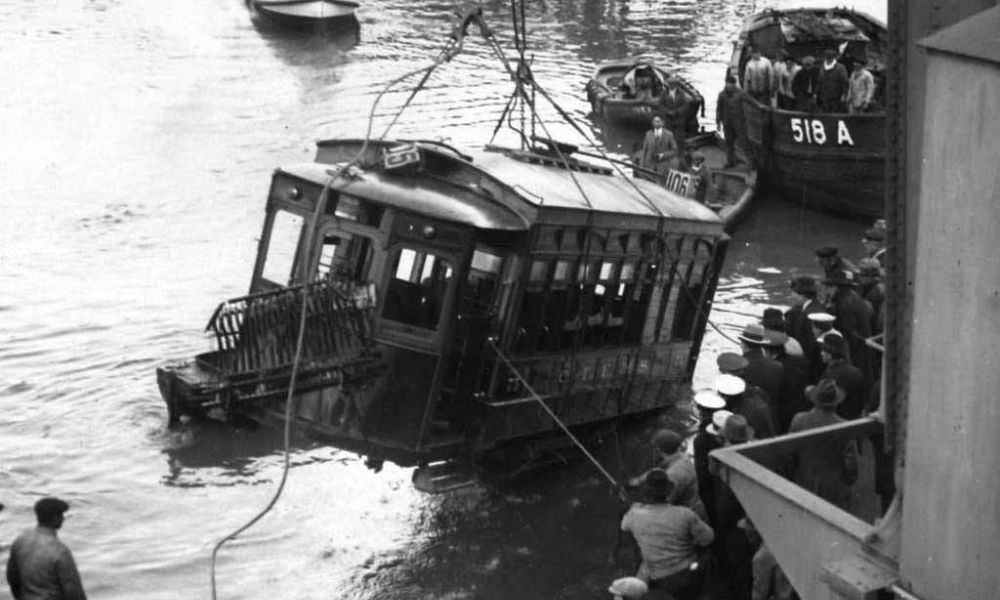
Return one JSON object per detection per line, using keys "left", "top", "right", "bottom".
{"left": 158, "top": 138, "right": 726, "bottom": 474}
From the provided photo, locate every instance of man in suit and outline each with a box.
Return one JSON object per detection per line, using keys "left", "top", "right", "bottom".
{"left": 641, "top": 115, "right": 679, "bottom": 179}
{"left": 784, "top": 276, "right": 824, "bottom": 365}
{"left": 823, "top": 270, "right": 874, "bottom": 387}
{"left": 818, "top": 333, "right": 868, "bottom": 420}
{"left": 660, "top": 76, "right": 690, "bottom": 157}
{"left": 737, "top": 323, "right": 785, "bottom": 417}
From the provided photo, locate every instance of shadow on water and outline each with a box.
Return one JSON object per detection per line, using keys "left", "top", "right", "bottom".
{"left": 251, "top": 14, "right": 362, "bottom": 64}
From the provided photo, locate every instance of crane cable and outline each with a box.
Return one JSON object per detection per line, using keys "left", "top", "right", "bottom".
{"left": 207, "top": 24, "right": 479, "bottom": 597}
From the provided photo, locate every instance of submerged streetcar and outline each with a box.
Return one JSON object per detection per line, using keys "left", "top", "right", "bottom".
{"left": 157, "top": 138, "right": 727, "bottom": 490}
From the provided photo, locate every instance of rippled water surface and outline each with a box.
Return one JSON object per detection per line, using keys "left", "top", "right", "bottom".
{"left": 1, "top": 0, "right": 884, "bottom": 598}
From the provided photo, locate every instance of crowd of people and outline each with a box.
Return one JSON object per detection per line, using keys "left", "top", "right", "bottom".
{"left": 610, "top": 219, "right": 892, "bottom": 600}
{"left": 742, "top": 45, "right": 878, "bottom": 114}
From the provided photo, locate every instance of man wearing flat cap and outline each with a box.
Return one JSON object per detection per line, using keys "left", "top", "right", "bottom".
{"left": 822, "top": 270, "right": 875, "bottom": 388}
{"left": 629, "top": 429, "right": 705, "bottom": 519}
{"left": 814, "top": 245, "right": 856, "bottom": 280}
{"left": 788, "top": 380, "right": 860, "bottom": 510}
{"left": 861, "top": 227, "right": 886, "bottom": 272}
{"left": 819, "top": 333, "right": 868, "bottom": 420}
{"left": 619, "top": 469, "right": 714, "bottom": 600}
{"left": 6, "top": 497, "right": 86, "bottom": 600}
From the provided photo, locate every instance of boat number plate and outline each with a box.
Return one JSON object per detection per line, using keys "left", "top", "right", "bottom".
{"left": 789, "top": 117, "right": 855, "bottom": 146}
{"left": 664, "top": 169, "right": 698, "bottom": 199}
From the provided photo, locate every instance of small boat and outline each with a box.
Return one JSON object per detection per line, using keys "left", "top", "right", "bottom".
{"left": 729, "top": 7, "right": 887, "bottom": 219}
{"left": 627, "top": 132, "right": 757, "bottom": 233}
{"left": 247, "top": 0, "right": 359, "bottom": 32}
{"left": 586, "top": 55, "right": 704, "bottom": 133}
{"left": 156, "top": 137, "right": 729, "bottom": 492}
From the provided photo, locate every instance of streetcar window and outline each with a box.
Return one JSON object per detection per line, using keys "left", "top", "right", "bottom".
{"left": 462, "top": 248, "right": 504, "bottom": 316}
{"left": 382, "top": 247, "right": 453, "bottom": 330}
{"left": 316, "top": 230, "right": 373, "bottom": 283}
{"left": 261, "top": 210, "right": 305, "bottom": 285}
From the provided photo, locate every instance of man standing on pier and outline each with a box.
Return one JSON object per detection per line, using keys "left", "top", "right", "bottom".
{"left": 6, "top": 497, "right": 87, "bottom": 600}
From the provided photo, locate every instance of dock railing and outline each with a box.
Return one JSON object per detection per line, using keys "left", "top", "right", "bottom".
{"left": 711, "top": 418, "right": 901, "bottom": 600}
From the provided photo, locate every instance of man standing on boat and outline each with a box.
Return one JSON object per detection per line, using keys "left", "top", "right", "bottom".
{"left": 716, "top": 76, "right": 746, "bottom": 168}
{"left": 640, "top": 115, "right": 679, "bottom": 178}
{"left": 816, "top": 48, "right": 849, "bottom": 113}
{"left": 660, "top": 76, "right": 690, "bottom": 157}
{"left": 848, "top": 60, "right": 876, "bottom": 113}
{"left": 791, "top": 56, "right": 819, "bottom": 112}
{"left": 773, "top": 51, "right": 800, "bottom": 110}
{"left": 742, "top": 46, "right": 773, "bottom": 105}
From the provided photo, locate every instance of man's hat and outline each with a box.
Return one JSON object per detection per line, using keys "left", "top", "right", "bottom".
{"left": 34, "top": 497, "right": 70, "bottom": 522}
{"left": 765, "top": 329, "right": 790, "bottom": 347}
{"left": 814, "top": 245, "right": 839, "bottom": 259}
{"left": 706, "top": 409, "right": 735, "bottom": 436}
{"left": 694, "top": 389, "right": 726, "bottom": 410}
{"left": 858, "top": 258, "right": 881, "bottom": 277}
{"left": 761, "top": 308, "right": 785, "bottom": 332}
{"left": 802, "top": 55, "right": 816, "bottom": 66}
{"left": 806, "top": 378, "right": 846, "bottom": 407}
{"left": 807, "top": 312, "right": 836, "bottom": 325}
{"left": 608, "top": 577, "right": 649, "bottom": 599}
{"left": 720, "top": 414, "right": 753, "bottom": 444}
{"left": 738, "top": 323, "right": 770, "bottom": 345}
{"left": 715, "top": 373, "right": 747, "bottom": 397}
{"left": 823, "top": 48, "right": 838, "bottom": 59}
{"left": 716, "top": 352, "right": 749, "bottom": 373}
{"left": 725, "top": 74, "right": 738, "bottom": 84}
{"left": 819, "top": 332, "right": 848, "bottom": 357}
{"left": 691, "top": 150, "right": 706, "bottom": 161}
{"left": 823, "top": 270, "right": 858, "bottom": 287}
{"left": 863, "top": 227, "right": 886, "bottom": 242}
{"left": 790, "top": 276, "right": 818, "bottom": 295}
{"left": 645, "top": 468, "right": 673, "bottom": 500}
{"left": 652, "top": 429, "right": 683, "bottom": 454}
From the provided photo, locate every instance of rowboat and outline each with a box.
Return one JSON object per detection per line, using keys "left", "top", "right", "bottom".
{"left": 247, "top": 0, "right": 359, "bottom": 31}
{"left": 586, "top": 56, "right": 704, "bottom": 133}
{"left": 730, "top": 8, "right": 886, "bottom": 219}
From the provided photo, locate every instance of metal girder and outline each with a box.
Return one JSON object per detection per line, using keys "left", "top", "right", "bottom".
{"left": 712, "top": 419, "right": 899, "bottom": 600}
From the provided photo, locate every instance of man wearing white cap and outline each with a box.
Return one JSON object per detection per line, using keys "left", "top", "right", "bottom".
{"left": 692, "top": 391, "right": 726, "bottom": 528}
{"left": 807, "top": 312, "right": 844, "bottom": 381}
{"left": 716, "top": 374, "right": 777, "bottom": 440}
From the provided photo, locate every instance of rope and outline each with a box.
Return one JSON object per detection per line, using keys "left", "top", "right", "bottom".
{"left": 487, "top": 338, "right": 627, "bottom": 501}
{"left": 209, "top": 169, "right": 336, "bottom": 600}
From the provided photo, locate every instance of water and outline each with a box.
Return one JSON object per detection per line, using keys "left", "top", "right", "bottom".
{"left": 0, "top": 0, "right": 884, "bottom": 598}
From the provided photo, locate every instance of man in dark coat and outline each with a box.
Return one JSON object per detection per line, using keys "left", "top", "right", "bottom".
{"left": 710, "top": 414, "right": 756, "bottom": 600}
{"left": 857, "top": 258, "right": 885, "bottom": 336}
{"left": 716, "top": 75, "right": 746, "bottom": 167}
{"left": 823, "top": 270, "right": 874, "bottom": 386}
{"left": 790, "top": 55, "right": 819, "bottom": 111}
{"left": 815, "top": 48, "right": 849, "bottom": 112}
{"left": 691, "top": 390, "right": 727, "bottom": 528}
{"left": 861, "top": 226, "right": 887, "bottom": 274}
{"left": 641, "top": 115, "right": 679, "bottom": 179}
{"left": 788, "top": 379, "right": 860, "bottom": 510}
{"left": 819, "top": 333, "right": 869, "bottom": 420}
{"left": 737, "top": 323, "right": 785, "bottom": 418}
{"left": 784, "top": 276, "right": 825, "bottom": 364}
{"left": 661, "top": 76, "right": 690, "bottom": 157}
{"left": 814, "top": 246, "right": 857, "bottom": 279}
{"left": 716, "top": 373, "right": 778, "bottom": 439}
{"left": 763, "top": 329, "right": 811, "bottom": 434}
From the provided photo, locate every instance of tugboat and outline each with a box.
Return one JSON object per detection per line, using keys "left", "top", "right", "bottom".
{"left": 586, "top": 55, "right": 704, "bottom": 133}
{"left": 729, "top": 8, "right": 886, "bottom": 219}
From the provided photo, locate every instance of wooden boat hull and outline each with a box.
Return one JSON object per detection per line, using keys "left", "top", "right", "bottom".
{"left": 248, "top": 0, "right": 359, "bottom": 31}
{"left": 586, "top": 57, "right": 703, "bottom": 133}
{"left": 741, "top": 98, "right": 884, "bottom": 220}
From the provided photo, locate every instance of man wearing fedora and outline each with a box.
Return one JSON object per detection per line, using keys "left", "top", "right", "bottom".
{"left": 619, "top": 469, "right": 714, "bottom": 600}
{"left": 759, "top": 323, "right": 811, "bottom": 434}
{"left": 822, "top": 270, "right": 874, "bottom": 387}
{"left": 711, "top": 414, "right": 756, "bottom": 600}
{"left": 788, "top": 380, "right": 860, "bottom": 510}
{"left": 737, "top": 324, "right": 785, "bottom": 414}
{"left": 6, "top": 497, "right": 87, "bottom": 600}
{"left": 819, "top": 333, "right": 868, "bottom": 420}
